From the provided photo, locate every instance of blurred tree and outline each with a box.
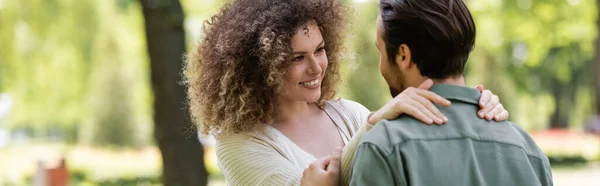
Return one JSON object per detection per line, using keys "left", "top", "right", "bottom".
{"left": 0, "top": 0, "right": 155, "bottom": 145}
{"left": 468, "top": 0, "right": 597, "bottom": 129}
{"left": 0, "top": 0, "right": 98, "bottom": 140}
{"left": 138, "top": 0, "right": 208, "bottom": 185}
{"left": 596, "top": 0, "right": 600, "bottom": 115}
{"left": 88, "top": 61, "right": 139, "bottom": 147}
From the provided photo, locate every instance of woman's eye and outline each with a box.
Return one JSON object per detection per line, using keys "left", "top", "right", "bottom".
{"left": 315, "top": 47, "right": 325, "bottom": 54}
{"left": 292, "top": 56, "right": 304, "bottom": 62}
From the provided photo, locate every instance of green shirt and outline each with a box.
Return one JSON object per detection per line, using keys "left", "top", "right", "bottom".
{"left": 349, "top": 84, "right": 553, "bottom": 186}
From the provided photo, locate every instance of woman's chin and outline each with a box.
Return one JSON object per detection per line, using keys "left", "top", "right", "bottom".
{"left": 306, "top": 93, "right": 322, "bottom": 102}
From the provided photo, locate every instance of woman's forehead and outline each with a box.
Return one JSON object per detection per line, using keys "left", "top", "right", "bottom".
{"left": 297, "top": 20, "right": 320, "bottom": 36}
{"left": 290, "top": 24, "right": 324, "bottom": 50}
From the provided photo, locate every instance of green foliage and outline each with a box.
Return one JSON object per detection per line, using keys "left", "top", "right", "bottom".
{"left": 83, "top": 62, "right": 139, "bottom": 147}
{"left": 0, "top": 0, "right": 598, "bottom": 147}
{"left": 467, "top": 0, "right": 598, "bottom": 129}
{"left": 0, "top": 0, "right": 152, "bottom": 147}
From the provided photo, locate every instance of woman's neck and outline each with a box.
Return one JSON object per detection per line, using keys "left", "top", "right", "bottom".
{"left": 272, "top": 97, "right": 314, "bottom": 127}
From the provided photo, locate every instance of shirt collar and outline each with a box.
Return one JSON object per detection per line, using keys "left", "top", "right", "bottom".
{"left": 429, "top": 84, "right": 481, "bottom": 105}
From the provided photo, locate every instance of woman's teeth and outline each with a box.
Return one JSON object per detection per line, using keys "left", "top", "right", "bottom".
{"left": 300, "top": 79, "right": 319, "bottom": 86}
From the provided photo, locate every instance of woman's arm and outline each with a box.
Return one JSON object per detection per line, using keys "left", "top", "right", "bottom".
{"left": 340, "top": 123, "right": 372, "bottom": 186}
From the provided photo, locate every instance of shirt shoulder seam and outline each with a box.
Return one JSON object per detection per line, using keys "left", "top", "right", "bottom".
{"left": 360, "top": 137, "right": 545, "bottom": 159}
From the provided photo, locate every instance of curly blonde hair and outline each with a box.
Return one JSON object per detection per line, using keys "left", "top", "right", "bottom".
{"left": 185, "top": 0, "right": 349, "bottom": 136}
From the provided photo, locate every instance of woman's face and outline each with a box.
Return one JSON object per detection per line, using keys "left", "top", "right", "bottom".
{"left": 279, "top": 22, "right": 328, "bottom": 103}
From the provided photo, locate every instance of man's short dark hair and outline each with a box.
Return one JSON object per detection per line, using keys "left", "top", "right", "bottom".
{"left": 380, "top": 0, "right": 476, "bottom": 79}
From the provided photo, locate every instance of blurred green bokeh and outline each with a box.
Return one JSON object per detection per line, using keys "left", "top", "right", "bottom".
{"left": 0, "top": 0, "right": 599, "bottom": 185}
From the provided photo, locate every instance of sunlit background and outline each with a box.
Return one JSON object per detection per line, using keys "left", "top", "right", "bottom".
{"left": 1, "top": 0, "right": 599, "bottom": 185}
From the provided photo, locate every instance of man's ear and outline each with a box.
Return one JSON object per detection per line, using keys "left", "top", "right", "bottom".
{"left": 395, "top": 44, "right": 412, "bottom": 70}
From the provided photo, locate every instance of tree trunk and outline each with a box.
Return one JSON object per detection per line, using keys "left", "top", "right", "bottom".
{"left": 549, "top": 80, "right": 574, "bottom": 129}
{"left": 549, "top": 89, "right": 566, "bottom": 128}
{"left": 139, "top": 0, "right": 209, "bottom": 185}
{"left": 596, "top": 0, "right": 600, "bottom": 114}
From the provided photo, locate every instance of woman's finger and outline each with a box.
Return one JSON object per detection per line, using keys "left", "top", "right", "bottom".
{"left": 478, "top": 90, "right": 492, "bottom": 115}
{"left": 475, "top": 85, "right": 484, "bottom": 92}
{"left": 326, "top": 148, "right": 342, "bottom": 173}
{"left": 415, "top": 89, "right": 451, "bottom": 107}
{"left": 494, "top": 110, "right": 510, "bottom": 121}
{"left": 412, "top": 95, "right": 447, "bottom": 123}
{"left": 406, "top": 98, "right": 440, "bottom": 124}
{"left": 481, "top": 95, "right": 499, "bottom": 118}
{"left": 418, "top": 79, "right": 434, "bottom": 90}
{"left": 485, "top": 103, "right": 504, "bottom": 120}
{"left": 368, "top": 109, "right": 384, "bottom": 125}
{"left": 310, "top": 155, "right": 332, "bottom": 170}
{"left": 401, "top": 101, "right": 433, "bottom": 124}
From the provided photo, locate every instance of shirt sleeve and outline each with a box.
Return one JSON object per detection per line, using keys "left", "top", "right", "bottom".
{"left": 349, "top": 142, "right": 397, "bottom": 186}
{"left": 540, "top": 155, "right": 554, "bottom": 186}
{"left": 216, "top": 135, "right": 302, "bottom": 186}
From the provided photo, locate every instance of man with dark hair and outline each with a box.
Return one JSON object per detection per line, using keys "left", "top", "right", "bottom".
{"left": 349, "top": 0, "right": 553, "bottom": 185}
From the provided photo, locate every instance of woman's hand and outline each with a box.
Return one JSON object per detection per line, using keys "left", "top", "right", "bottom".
{"left": 300, "top": 148, "right": 342, "bottom": 186}
{"left": 368, "top": 79, "right": 451, "bottom": 125}
{"left": 475, "top": 85, "right": 509, "bottom": 121}
{"left": 368, "top": 80, "right": 510, "bottom": 125}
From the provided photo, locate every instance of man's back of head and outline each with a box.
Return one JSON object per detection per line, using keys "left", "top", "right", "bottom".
{"left": 379, "top": 0, "right": 475, "bottom": 79}
{"left": 375, "top": 0, "right": 477, "bottom": 96}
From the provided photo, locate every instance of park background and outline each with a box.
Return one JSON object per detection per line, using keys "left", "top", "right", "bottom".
{"left": 0, "top": 0, "right": 599, "bottom": 185}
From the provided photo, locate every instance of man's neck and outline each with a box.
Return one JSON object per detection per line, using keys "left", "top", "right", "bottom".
{"left": 432, "top": 75, "right": 466, "bottom": 86}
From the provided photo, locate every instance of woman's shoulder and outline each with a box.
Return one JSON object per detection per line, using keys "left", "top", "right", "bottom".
{"left": 215, "top": 131, "right": 272, "bottom": 151}
{"left": 323, "top": 98, "right": 371, "bottom": 130}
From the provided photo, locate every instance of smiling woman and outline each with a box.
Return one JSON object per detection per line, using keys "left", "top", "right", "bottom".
{"left": 185, "top": 1, "right": 351, "bottom": 185}
{"left": 186, "top": 0, "right": 347, "bottom": 137}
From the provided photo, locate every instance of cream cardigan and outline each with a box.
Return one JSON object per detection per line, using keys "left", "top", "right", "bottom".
{"left": 214, "top": 99, "right": 372, "bottom": 186}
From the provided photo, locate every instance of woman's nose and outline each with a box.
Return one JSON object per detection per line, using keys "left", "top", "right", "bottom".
{"left": 307, "top": 57, "right": 323, "bottom": 75}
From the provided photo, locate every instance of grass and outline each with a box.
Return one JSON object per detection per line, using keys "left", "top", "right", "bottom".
{"left": 0, "top": 143, "right": 225, "bottom": 186}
